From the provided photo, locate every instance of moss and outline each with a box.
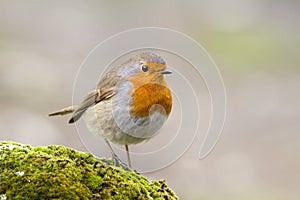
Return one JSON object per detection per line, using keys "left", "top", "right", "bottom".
{"left": 0, "top": 141, "right": 178, "bottom": 200}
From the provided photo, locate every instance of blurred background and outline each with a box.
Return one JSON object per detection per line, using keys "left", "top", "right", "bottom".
{"left": 0, "top": 0, "right": 299, "bottom": 199}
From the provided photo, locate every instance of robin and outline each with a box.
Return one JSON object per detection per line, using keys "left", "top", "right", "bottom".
{"left": 48, "top": 52, "right": 172, "bottom": 169}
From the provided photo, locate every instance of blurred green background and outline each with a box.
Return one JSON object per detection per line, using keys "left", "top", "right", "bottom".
{"left": 0, "top": 1, "right": 299, "bottom": 199}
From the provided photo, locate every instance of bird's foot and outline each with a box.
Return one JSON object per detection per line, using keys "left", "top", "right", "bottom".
{"left": 112, "top": 154, "right": 131, "bottom": 171}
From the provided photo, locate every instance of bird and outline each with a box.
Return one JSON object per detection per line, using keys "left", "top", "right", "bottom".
{"left": 48, "top": 52, "right": 172, "bottom": 169}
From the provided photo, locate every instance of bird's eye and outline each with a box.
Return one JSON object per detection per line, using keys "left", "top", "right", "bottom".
{"left": 141, "top": 65, "right": 148, "bottom": 72}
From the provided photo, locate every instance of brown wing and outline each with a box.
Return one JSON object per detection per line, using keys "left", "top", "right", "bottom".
{"left": 69, "top": 71, "right": 122, "bottom": 123}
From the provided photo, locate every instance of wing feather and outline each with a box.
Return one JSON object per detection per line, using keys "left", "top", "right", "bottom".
{"left": 69, "top": 72, "right": 122, "bottom": 123}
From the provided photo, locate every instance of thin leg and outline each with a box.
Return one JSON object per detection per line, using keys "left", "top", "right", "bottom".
{"left": 125, "top": 144, "right": 131, "bottom": 168}
{"left": 104, "top": 139, "right": 121, "bottom": 165}
{"left": 104, "top": 139, "right": 130, "bottom": 170}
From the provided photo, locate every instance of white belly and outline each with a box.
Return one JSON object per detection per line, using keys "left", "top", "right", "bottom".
{"left": 83, "top": 101, "right": 167, "bottom": 145}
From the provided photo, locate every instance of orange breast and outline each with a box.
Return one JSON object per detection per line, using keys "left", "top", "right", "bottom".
{"left": 130, "top": 83, "right": 172, "bottom": 117}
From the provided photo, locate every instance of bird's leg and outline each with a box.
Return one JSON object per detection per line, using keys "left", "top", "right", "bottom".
{"left": 104, "top": 139, "right": 123, "bottom": 165}
{"left": 104, "top": 139, "right": 130, "bottom": 170}
{"left": 125, "top": 144, "right": 132, "bottom": 168}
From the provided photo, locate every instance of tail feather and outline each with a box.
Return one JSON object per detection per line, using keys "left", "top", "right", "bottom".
{"left": 48, "top": 106, "right": 76, "bottom": 116}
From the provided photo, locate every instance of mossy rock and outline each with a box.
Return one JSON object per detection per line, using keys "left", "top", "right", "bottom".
{"left": 0, "top": 141, "right": 178, "bottom": 200}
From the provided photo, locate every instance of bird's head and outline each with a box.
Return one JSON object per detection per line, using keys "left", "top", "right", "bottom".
{"left": 118, "top": 52, "right": 172, "bottom": 87}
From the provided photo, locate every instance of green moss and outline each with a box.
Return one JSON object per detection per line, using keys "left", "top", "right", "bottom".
{"left": 0, "top": 141, "right": 178, "bottom": 200}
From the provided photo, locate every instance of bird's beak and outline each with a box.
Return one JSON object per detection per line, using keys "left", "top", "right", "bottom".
{"left": 159, "top": 69, "right": 172, "bottom": 75}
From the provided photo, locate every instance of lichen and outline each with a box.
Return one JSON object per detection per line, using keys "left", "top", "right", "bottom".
{"left": 0, "top": 141, "right": 178, "bottom": 199}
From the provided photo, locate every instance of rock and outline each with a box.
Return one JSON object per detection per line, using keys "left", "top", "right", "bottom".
{"left": 0, "top": 141, "right": 178, "bottom": 200}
